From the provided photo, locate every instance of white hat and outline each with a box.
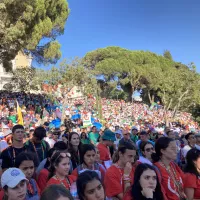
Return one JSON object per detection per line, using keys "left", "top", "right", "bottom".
{"left": 1, "top": 168, "right": 28, "bottom": 188}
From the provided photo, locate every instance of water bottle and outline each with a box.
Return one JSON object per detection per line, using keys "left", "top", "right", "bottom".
{"left": 70, "top": 182, "right": 79, "bottom": 200}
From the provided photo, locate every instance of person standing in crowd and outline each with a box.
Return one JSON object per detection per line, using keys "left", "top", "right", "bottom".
{"left": 104, "top": 142, "right": 136, "bottom": 200}
{"left": 152, "top": 137, "right": 186, "bottom": 200}
{"left": 15, "top": 152, "right": 40, "bottom": 200}
{"left": 124, "top": 163, "right": 164, "bottom": 200}
{"left": 130, "top": 126, "right": 139, "bottom": 143}
{"left": 184, "top": 148, "right": 200, "bottom": 200}
{"left": 72, "top": 144, "right": 106, "bottom": 182}
{"left": 97, "top": 129, "right": 116, "bottom": 168}
{"left": 182, "top": 132, "right": 196, "bottom": 158}
{"left": 25, "top": 126, "right": 50, "bottom": 166}
{"left": 88, "top": 126, "right": 100, "bottom": 145}
{"left": 1, "top": 125, "right": 26, "bottom": 170}
{"left": 137, "top": 141, "right": 154, "bottom": 165}
{"left": 80, "top": 132, "right": 90, "bottom": 144}
{"left": 0, "top": 168, "right": 28, "bottom": 200}
{"left": 114, "top": 130, "right": 122, "bottom": 150}
{"left": 68, "top": 132, "right": 82, "bottom": 170}
{"left": 119, "top": 130, "right": 136, "bottom": 147}
{"left": 40, "top": 185, "right": 74, "bottom": 200}
{"left": 47, "top": 151, "right": 76, "bottom": 189}
{"left": 77, "top": 170, "right": 105, "bottom": 200}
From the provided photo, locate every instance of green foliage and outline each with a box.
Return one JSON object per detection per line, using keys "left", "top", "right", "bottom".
{"left": 163, "top": 50, "right": 173, "bottom": 61}
{"left": 0, "top": 0, "right": 69, "bottom": 70}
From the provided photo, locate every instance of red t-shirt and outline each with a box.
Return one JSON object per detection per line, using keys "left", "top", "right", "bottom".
{"left": 0, "top": 189, "right": 4, "bottom": 200}
{"left": 154, "top": 162, "right": 185, "bottom": 200}
{"left": 104, "top": 165, "right": 135, "bottom": 198}
{"left": 97, "top": 143, "right": 111, "bottom": 162}
{"left": 184, "top": 173, "right": 200, "bottom": 199}
{"left": 37, "top": 169, "right": 49, "bottom": 192}
{"left": 46, "top": 175, "right": 76, "bottom": 190}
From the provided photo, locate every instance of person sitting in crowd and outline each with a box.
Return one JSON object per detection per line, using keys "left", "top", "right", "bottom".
{"left": 77, "top": 170, "right": 105, "bottom": 200}
{"left": 46, "top": 151, "right": 76, "bottom": 190}
{"left": 88, "top": 126, "right": 100, "bottom": 146}
{"left": 0, "top": 168, "right": 28, "bottom": 200}
{"left": 124, "top": 163, "right": 164, "bottom": 200}
{"left": 1, "top": 125, "right": 26, "bottom": 170}
{"left": 68, "top": 132, "right": 82, "bottom": 170}
{"left": 72, "top": 144, "right": 106, "bottom": 182}
{"left": 182, "top": 132, "right": 196, "bottom": 158}
{"left": 97, "top": 129, "right": 116, "bottom": 169}
{"left": 104, "top": 142, "right": 136, "bottom": 200}
{"left": 184, "top": 148, "right": 200, "bottom": 200}
{"left": 152, "top": 137, "right": 186, "bottom": 200}
{"left": 25, "top": 126, "right": 50, "bottom": 166}
{"left": 40, "top": 185, "right": 74, "bottom": 200}
{"left": 137, "top": 141, "right": 155, "bottom": 166}
{"left": 15, "top": 152, "right": 40, "bottom": 200}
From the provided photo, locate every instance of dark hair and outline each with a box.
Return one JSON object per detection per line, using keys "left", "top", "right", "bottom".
{"left": 166, "top": 130, "right": 173, "bottom": 136}
{"left": 33, "top": 126, "right": 46, "bottom": 140}
{"left": 12, "top": 125, "right": 24, "bottom": 134}
{"left": 185, "top": 132, "right": 194, "bottom": 141}
{"left": 151, "top": 137, "right": 174, "bottom": 162}
{"left": 54, "top": 141, "right": 68, "bottom": 150}
{"left": 15, "top": 152, "right": 37, "bottom": 168}
{"left": 184, "top": 148, "right": 200, "bottom": 177}
{"left": 132, "top": 164, "right": 164, "bottom": 200}
{"left": 139, "top": 141, "right": 154, "bottom": 156}
{"left": 77, "top": 171, "right": 103, "bottom": 200}
{"left": 44, "top": 148, "right": 55, "bottom": 169}
{"left": 80, "top": 132, "right": 88, "bottom": 139}
{"left": 80, "top": 144, "right": 96, "bottom": 165}
{"left": 48, "top": 151, "right": 70, "bottom": 180}
{"left": 40, "top": 184, "right": 73, "bottom": 200}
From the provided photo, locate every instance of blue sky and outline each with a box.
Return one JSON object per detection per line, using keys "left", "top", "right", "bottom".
{"left": 49, "top": 0, "right": 200, "bottom": 71}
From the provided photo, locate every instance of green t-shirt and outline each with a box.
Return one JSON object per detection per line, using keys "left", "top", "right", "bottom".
{"left": 88, "top": 132, "right": 100, "bottom": 145}
{"left": 8, "top": 115, "right": 17, "bottom": 123}
{"left": 81, "top": 139, "right": 91, "bottom": 145}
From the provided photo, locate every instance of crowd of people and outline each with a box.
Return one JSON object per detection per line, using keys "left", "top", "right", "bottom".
{"left": 0, "top": 91, "right": 199, "bottom": 200}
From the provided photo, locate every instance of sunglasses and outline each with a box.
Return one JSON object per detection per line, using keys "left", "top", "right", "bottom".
{"left": 145, "top": 147, "right": 154, "bottom": 152}
{"left": 54, "top": 152, "right": 71, "bottom": 162}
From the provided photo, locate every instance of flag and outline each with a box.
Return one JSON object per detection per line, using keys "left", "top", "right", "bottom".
{"left": 17, "top": 101, "right": 24, "bottom": 125}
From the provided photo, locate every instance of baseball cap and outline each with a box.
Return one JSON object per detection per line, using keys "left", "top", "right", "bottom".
{"left": 1, "top": 168, "right": 28, "bottom": 188}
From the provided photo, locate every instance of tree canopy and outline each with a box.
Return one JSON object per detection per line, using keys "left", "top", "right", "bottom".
{"left": 0, "top": 0, "right": 69, "bottom": 70}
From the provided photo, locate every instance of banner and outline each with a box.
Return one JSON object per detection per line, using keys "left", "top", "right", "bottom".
{"left": 17, "top": 101, "right": 24, "bottom": 125}
{"left": 82, "top": 112, "right": 92, "bottom": 127}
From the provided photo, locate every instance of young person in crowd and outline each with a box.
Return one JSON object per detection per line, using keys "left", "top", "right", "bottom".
{"left": 119, "top": 130, "right": 136, "bottom": 147}
{"left": 124, "top": 163, "right": 164, "bottom": 200}
{"left": 152, "top": 137, "right": 186, "bottom": 200}
{"left": 88, "top": 126, "right": 100, "bottom": 145}
{"left": 1, "top": 125, "right": 26, "bottom": 170}
{"left": 68, "top": 132, "right": 82, "bottom": 170}
{"left": 40, "top": 185, "right": 74, "bottom": 200}
{"left": 182, "top": 132, "right": 196, "bottom": 158}
{"left": 72, "top": 144, "right": 106, "bottom": 182}
{"left": 137, "top": 141, "right": 154, "bottom": 165}
{"left": 97, "top": 129, "right": 116, "bottom": 168}
{"left": 25, "top": 126, "right": 50, "bottom": 166}
{"left": 130, "top": 126, "right": 139, "bottom": 143}
{"left": 80, "top": 132, "right": 90, "bottom": 144}
{"left": 1, "top": 168, "right": 28, "bottom": 200}
{"left": 184, "top": 148, "right": 200, "bottom": 200}
{"left": 77, "top": 170, "right": 105, "bottom": 200}
{"left": 37, "top": 148, "right": 55, "bottom": 192}
{"left": 15, "top": 152, "right": 40, "bottom": 200}
{"left": 104, "top": 142, "right": 137, "bottom": 200}
{"left": 46, "top": 151, "right": 76, "bottom": 190}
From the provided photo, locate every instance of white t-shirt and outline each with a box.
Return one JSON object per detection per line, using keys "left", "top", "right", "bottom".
{"left": 182, "top": 145, "right": 191, "bottom": 158}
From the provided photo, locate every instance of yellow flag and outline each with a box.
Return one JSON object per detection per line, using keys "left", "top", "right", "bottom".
{"left": 17, "top": 101, "right": 24, "bottom": 125}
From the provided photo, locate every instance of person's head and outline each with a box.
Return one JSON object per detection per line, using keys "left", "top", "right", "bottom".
{"left": 185, "top": 148, "right": 200, "bottom": 177}
{"left": 140, "top": 131, "right": 148, "bottom": 142}
{"left": 123, "top": 130, "right": 130, "bottom": 140}
{"left": 185, "top": 132, "right": 196, "bottom": 146}
{"left": 152, "top": 137, "right": 177, "bottom": 162}
{"left": 80, "top": 144, "right": 96, "bottom": 168}
{"left": 1, "top": 168, "right": 28, "bottom": 200}
{"left": 166, "top": 130, "right": 176, "bottom": 140}
{"left": 69, "top": 132, "right": 80, "bottom": 148}
{"left": 15, "top": 152, "right": 36, "bottom": 180}
{"left": 48, "top": 151, "right": 71, "bottom": 179}
{"left": 41, "top": 184, "right": 73, "bottom": 200}
{"left": 54, "top": 141, "right": 68, "bottom": 151}
{"left": 12, "top": 125, "right": 25, "bottom": 143}
{"left": 81, "top": 132, "right": 88, "bottom": 139}
{"left": 140, "top": 141, "right": 155, "bottom": 161}
{"left": 60, "top": 125, "right": 66, "bottom": 132}
{"left": 117, "top": 142, "right": 137, "bottom": 165}
{"left": 53, "top": 130, "right": 61, "bottom": 141}
{"left": 32, "top": 126, "right": 46, "bottom": 143}
{"left": 77, "top": 171, "right": 105, "bottom": 200}
{"left": 91, "top": 126, "right": 97, "bottom": 133}
{"left": 131, "top": 127, "right": 138, "bottom": 135}
{"left": 132, "top": 164, "right": 163, "bottom": 200}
